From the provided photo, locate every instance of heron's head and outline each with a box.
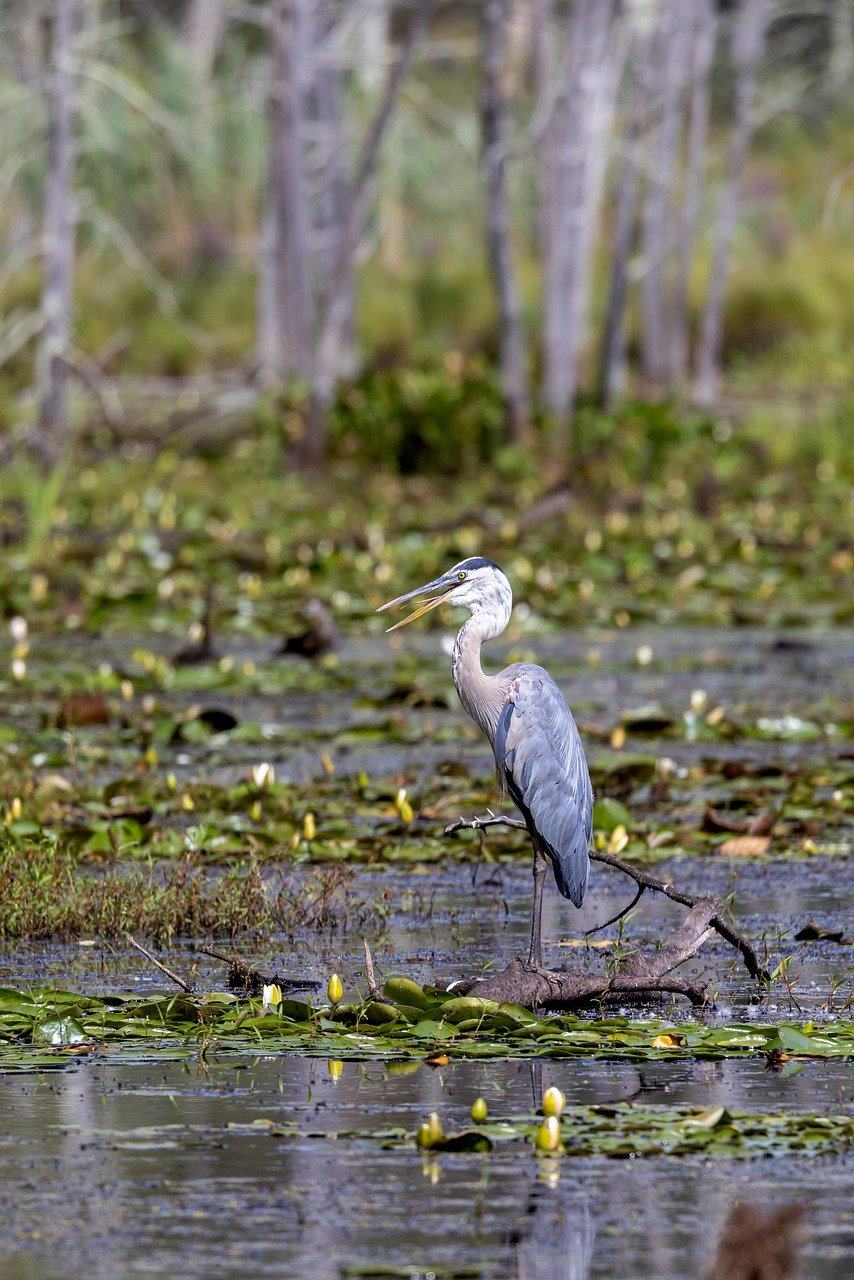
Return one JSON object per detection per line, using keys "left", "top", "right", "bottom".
{"left": 377, "top": 557, "right": 512, "bottom": 633}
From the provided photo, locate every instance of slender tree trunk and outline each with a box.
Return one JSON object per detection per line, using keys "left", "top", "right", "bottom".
{"left": 481, "top": 0, "right": 529, "bottom": 444}
{"left": 542, "top": 0, "right": 627, "bottom": 428}
{"left": 598, "top": 100, "right": 643, "bottom": 408}
{"left": 311, "top": 14, "right": 355, "bottom": 378}
{"left": 695, "top": 0, "right": 769, "bottom": 405}
{"left": 266, "top": 0, "right": 315, "bottom": 384}
{"left": 185, "top": 0, "right": 227, "bottom": 80}
{"left": 639, "top": 0, "right": 691, "bottom": 390}
{"left": 38, "top": 0, "right": 80, "bottom": 455}
{"left": 314, "top": 0, "right": 433, "bottom": 409}
{"left": 671, "top": 0, "right": 716, "bottom": 387}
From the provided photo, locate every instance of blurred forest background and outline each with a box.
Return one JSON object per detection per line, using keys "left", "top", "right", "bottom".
{"left": 0, "top": 0, "right": 851, "bottom": 644}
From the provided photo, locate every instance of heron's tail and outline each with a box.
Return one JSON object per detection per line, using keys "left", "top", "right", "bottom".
{"left": 538, "top": 830, "right": 589, "bottom": 908}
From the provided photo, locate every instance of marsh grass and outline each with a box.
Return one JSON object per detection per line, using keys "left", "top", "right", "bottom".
{"left": 0, "top": 838, "right": 381, "bottom": 943}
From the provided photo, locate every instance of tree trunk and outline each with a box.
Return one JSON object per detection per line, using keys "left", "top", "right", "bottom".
{"left": 481, "top": 0, "right": 529, "bottom": 445}
{"left": 695, "top": 0, "right": 769, "bottom": 405}
{"left": 38, "top": 0, "right": 81, "bottom": 456}
{"left": 264, "top": 0, "right": 317, "bottom": 461}
{"left": 598, "top": 111, "right": 642, "bottom": 409}
{"left": 639, "top": 0, "right": 691, "bottom": 390}
{"left": 314, "top": 0, "right": 433, "bottom": 412}
{"left": 542, "top": 0, "right": 626, "bottom": 430}
{"left": 311, "top": 13, "right": 356, "bottom": 379}
{"left": 185, "top": 0, "right": 227, "bottom": 80}
{"left": 671, "top": 0, "right": 717, "bottom": 387}
{"left": 598, "top": 15, "right": 654, "bottom": 409}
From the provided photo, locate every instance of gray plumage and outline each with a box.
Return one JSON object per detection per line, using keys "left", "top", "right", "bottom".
{"left": 494, "top": 666, "right": 592, "bottom": 907}
{"left": 378, "top": 558, "right": 593, "bottom": 944}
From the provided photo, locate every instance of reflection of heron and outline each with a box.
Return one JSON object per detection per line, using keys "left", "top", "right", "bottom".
{"left": 507, "top": 1174, "right": 594, "bottom": 1280}
{"left": 379, "top": 558, "right": 593, "bottom": 966}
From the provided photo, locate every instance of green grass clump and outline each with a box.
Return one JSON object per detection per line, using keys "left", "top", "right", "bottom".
{"left": 0, "top": 839, "right": 378, "bottom": 944}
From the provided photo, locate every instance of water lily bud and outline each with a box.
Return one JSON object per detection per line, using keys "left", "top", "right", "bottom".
{"left": 144, "top": 746, "right": 158, "bottom": 768}
{"left": 249, "top": 800, "right": 262, "bottom": 822}
{"left": 328, "top": 1059, "right": 343, "bottom": 1081}
{"left": 395, "top": 788, "right": 414, "bottom": 824}
{"left": 166, "top": 772, "right": 178, "bottom": 792}
{"left": 536, "top": 1115, "right": 561, "bottom": 1153}
{"left": 9, "top": 797, "right": 23, "bottom": 822}
{"left": 303, "top": 812, "right": 316, "bottom": 841}
{"left": 251, "top": 762, "right": 275, "bottom": 791}
{"left": 181, "top": 793, "right": 195, "bottom": 811}
{"left": 542, "top": 1086, "right": 565, "bottom": 1118}
{"left": 8, "top": 617, "right": 27, "bottom": 642}
{"left": 120, "top": 679, "right": 134, "bottom": 701}
{"left": 11, "top": 658, "right": 26, "bottom": 681}
{"left": 635, "top": 644, "right": 653, "bottom": 666}
{"left": 262, "top": 983, "right": 282, "bottom": 1012}
{"left": 327, "top": 973, "right": 343, "bottom": 1005}
{"left": 415, "top": 1112, "right": 444, "bottom": 1148}
{"left": 690, "top": 688, "right": 707, "bottom": 714}
{"left": 416, "top": 1122, "right": 433, "bottom": 1148}
{"left": 470, "top": 1097, "right": 488, "bottom": 1124}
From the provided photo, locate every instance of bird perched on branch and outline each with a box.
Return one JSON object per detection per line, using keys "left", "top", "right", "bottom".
{"left": 378, "top": 557, "right": 592, "bottom": 966}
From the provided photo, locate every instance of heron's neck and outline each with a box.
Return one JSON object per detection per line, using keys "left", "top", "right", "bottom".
{"left": 452, "top": 610, "right": 509, "bottom": 742}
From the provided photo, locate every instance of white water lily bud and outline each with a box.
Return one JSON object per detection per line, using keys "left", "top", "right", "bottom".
{"left": 8, "top": 617, "right": 27, "bottom": 642}
{"left": 262, "top": 983, "right": 282, "bottom": 1012}
{"left": 542, "top": 1086, "right": 565, "bottom": 1118}
{"left": 635, "top": 644, "right": 653, "bottom": 666}
{"left": 690, "top": 689, "right": 707, "bottom": 714}
{"left": 251, "top": 762, "right": 275, "bottom": 791}
{"left": 11, "top": 658, "right": 26, "bottom": 681}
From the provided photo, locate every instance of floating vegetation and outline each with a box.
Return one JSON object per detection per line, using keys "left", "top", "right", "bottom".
{"left": 54, "top": 1104, "right": 853, "bottom": 1161}
{"left": 0, "top": 983, "right": 850, "bottom": 1074}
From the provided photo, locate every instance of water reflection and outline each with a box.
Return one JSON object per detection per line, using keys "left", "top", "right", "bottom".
{"left": 0, "top": 1053, "right": 849, "bottom": 1280}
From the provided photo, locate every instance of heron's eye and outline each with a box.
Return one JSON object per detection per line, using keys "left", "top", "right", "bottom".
{"left": 457, "top": 571, "right": 467, "bottom": 581}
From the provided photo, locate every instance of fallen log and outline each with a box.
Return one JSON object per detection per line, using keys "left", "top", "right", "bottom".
{"left": 442, "top": 812, "right": 770, "bottom": 1010}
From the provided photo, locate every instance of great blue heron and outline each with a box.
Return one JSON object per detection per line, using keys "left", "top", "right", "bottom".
{"left": 378, "top": 557, "right": 593, "bottom": 967}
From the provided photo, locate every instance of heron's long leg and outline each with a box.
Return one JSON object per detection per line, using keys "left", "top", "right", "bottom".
{"left": 527, "top": 846, "right": 548, "bottom": 967}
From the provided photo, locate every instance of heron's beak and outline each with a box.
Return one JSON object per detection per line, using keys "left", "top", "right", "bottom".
{"left": 376, "top": 577, "right": 455, "bottom": 632}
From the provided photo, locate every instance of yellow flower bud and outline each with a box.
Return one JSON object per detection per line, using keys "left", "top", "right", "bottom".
{"left": 9, "top": 797, "right": 23, "bottom": 822}
{"left": 249, "top": 800, "right": 262, "bottom": 822}
{"left": 470, "top": 1097, "right": 488, "bottom": 1124}
{"left": 536, "top": 1115, "right": 561, "bottom": 1152}
{"left": 416, "top": 1112, "right": 444, "bottom": 1148}
{"left": 327, "top": 1059, "right": 343, "bottom": 1081}
{"left": 327, "top": 973, "right": 343, "bottom": 1005}
{"left": 144, "top": 746, "right": 158, "bottom": 768}
{"left": 303, "top": 812, "right": 316, "bottom": 841}
{"left": 542, "top": 1086, "right": 565, "bottom": 1118}
{"left": 181, "top": 793, "right": 195, "bottom": 812}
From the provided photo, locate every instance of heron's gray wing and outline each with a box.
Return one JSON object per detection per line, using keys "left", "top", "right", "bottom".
{"left": 495, "top": 667, "right": 593, "bottom": 907}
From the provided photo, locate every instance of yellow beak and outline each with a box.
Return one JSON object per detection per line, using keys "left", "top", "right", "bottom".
{"left": 383, "top": 589, "right": 454, "bottom": 632}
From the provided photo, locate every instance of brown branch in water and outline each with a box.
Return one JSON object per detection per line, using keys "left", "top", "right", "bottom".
{"left": 362, "top": 937, "right": 381, "bottom": 1000}
{"left": 443, "top": 812, "right": 770, "bottom": 1009}
{"left": 584, "top": 882, "right": 645, "bottom": 937}
{"left": 126, "top": 934, "right": 194, "bottom": 992}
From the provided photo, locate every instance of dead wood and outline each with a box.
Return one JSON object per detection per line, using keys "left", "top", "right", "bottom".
{"left": 442, "top": 812, "right": 770, "bottom": 1009}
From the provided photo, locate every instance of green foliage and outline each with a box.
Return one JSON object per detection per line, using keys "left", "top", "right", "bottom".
{"left": 0, "top": 980, "right": 850, "bottom": 1074}
{"left": 0, "top": 838, "right": 378, "bottom": 944}
{"left": 330, "top": 361, "right": 507, "bottom": 473}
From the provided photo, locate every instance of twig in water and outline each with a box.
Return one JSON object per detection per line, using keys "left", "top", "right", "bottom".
{"left": 362, "top": 937, "right": 381, "bottom": 1000}
{"left": 126, "top": 934, "right": 194, "bottom": 992}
